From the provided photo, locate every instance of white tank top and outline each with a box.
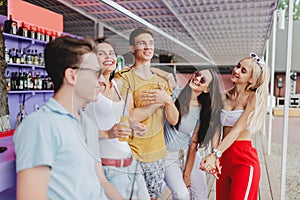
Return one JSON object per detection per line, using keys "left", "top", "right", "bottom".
{"left": 85, "top": 80, "right": 131, "bottom": 159}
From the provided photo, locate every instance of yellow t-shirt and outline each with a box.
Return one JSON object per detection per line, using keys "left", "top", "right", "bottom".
{"left": 115, "top": 68, "right": 172, "bottom": 162}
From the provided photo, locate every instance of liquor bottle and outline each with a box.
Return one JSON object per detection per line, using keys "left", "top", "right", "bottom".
{"left": 27, "top": 25, "right": 31, "bottom": 38}
{"left": 51, "top": 31, "right": 58, "bottom": 41}
{"left": 4, "top": 15, "right": 18, "bottom": 34}
{"left": 40, "top": 28, "right": 45, "bottom": 41}
{"left": 5, "top": 71, "right": 11, "bottom": 91}
{"left": 4, "top": 47, "right": 10, "bottom": 63}
{"left": 29, "top": 25, "right": 36, "bottom": 39}
{"left": 12, "top": 72, "right": 19, "bottom": 90}
{"left": 18, "top": 71, "right": 24, "bottom": 90}
{"left": 26, "top": 49, "right": 32, "bottom": 64}
{"left": 45, "top": 75, "right": 53, "bottom": 90}
{"left": 33, "top": 49, "right": 39, "bottom": 65}
{"left": 33, "top": 72, "right": 38, "bottom": 90}
{"left": 8, "top": 49, "right": 13, "bottom": 63}
{"left": 41, "top": 75, "right": 46, "bottom": 90}
{"left": 22, "top": 70, "right": 28, "bottom": 90}
{"left": 31, "top": 49, "right": 35, "bottom": 65}
{"left": 27, "top": 72, "right": 34, "bottom": 90}
{"left": 36, "top": 72, "right": 43, "bottom": 90}
{"left": 14, "top": 72, "right": 20, "bottom": 90}
{"left": 10, "top": 72, "right": 15, "bottom": 90}
{"left": 20, "top": 48, "right": 26, "bottom": 64}
{"left": 48, "top": 31, "right": 53, "bottom": 41}
{"left": 39, "top": 52, "right": 44, "bottom": 66}
{"left": 4, "top": 15, "right": 13, "bottom": 33}
{"left": 49, "top": 77, "right": 54, "bottom": 90}
{"left": 45, "top": 30, "right": 50, "bottom": 42}
{"left": 36, "top": 28, "right": 41, "bottom": 41}
{"left": 17, "top": 22, "right": 28, "bottom": 37}
{"left": 15, "top": 49, "right": 21, "bottom": 64}
{"left": 12, "top": 48, "right": 17, "bottom": 63}
{"left": 11, "top": 19, "right": 18, "bottom": 35}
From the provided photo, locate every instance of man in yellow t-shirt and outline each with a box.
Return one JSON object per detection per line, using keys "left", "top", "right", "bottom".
{"left": 114, "top": 27, "right": 179, "bottom": 200}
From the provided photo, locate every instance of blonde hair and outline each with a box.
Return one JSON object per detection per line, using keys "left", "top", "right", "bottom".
{"left": 246, "top": 58, "right": 270, "bottom": 134}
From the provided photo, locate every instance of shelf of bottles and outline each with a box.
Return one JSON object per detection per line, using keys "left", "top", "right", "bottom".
{"left": 4, "top": 32, "right": 54, "bottom": 95}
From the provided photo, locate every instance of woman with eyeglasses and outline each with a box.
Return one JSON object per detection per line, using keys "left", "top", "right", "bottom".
{"left": 200, "top": 53, "right": 270, "bottom": 200}
{"left": 161, "top": 69, "right": 223, "bottom": 200}
{"left": 84, "top": 39, "right": 150, "bottom": 200}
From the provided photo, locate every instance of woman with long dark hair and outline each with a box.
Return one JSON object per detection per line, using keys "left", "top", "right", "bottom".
{"left": 163, "top": 69, "right": 223, "bottom": 200}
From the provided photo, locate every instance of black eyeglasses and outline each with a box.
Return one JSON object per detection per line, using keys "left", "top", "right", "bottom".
{"left": 250, "top": 53, "right": 265, "bottom": 66}
{"left": 193, "top": 71, "right": 207, "bottom": 84}
{"left": 72, "top": 67, "right": 102, "bottom": 79}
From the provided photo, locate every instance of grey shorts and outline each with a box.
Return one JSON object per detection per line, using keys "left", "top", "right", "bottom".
{"left": 140, "top": 159, "right": 165, "bottom": 198}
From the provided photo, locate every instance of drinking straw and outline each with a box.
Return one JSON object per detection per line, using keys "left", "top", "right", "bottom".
{"left": 122, "top": 88, "right": 129, "bottom": 116}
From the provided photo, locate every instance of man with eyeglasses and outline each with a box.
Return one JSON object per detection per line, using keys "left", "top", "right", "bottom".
{"left": 115, "top": 27, "right": 179, "bottom": 200}
{"left": 13, "top": 36, "right": 123, "bottom": 200}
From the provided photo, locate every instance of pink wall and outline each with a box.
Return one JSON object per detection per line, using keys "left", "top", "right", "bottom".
{"left": 8, "top": 0, "right": 63, "bottom": 33}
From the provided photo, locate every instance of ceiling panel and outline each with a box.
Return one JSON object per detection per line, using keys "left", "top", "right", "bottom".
{"left": 24, "top": 0, "right": 278, "bottom": 69}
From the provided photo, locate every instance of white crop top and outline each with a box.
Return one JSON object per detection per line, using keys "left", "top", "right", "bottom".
{"left": 220, "top": 109, "right": 244, "bottom": 127}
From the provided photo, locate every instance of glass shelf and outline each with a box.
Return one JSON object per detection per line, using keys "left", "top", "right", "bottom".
{"left": 7, "top": 63, "right": 45, "bottom": 70}
{"left": 8, "top": 90, "right": 53, "bottom": 95}
{"left": 3, "top": 32, "right": 48, "bottom": 45}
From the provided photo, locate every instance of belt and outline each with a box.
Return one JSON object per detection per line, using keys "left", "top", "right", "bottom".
{"left": 101, "top": 157, "right": 132, "bottom": 167}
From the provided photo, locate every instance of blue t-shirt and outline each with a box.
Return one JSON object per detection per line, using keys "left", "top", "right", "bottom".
{"left": 13, "top": 98, "right": 104, "bottom": 199}
{"left": 164, "top": 106, "right": 201, "bottom": 151}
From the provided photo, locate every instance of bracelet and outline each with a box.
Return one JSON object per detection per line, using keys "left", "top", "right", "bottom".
{"left": 166, "top": 73, "right": 173, "bottom": 79}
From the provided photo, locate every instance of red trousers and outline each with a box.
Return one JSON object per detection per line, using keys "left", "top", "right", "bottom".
{"left": 216, "top": 141, "right": 260, "bottom": 200}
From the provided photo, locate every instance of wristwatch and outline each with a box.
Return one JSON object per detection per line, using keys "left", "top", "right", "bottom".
{"left": 212, "top": 149, "right": 222, "bottom": 159}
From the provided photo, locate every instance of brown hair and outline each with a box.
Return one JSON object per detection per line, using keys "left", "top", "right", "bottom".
{"left": 129, "top": 27, "right": 153, "bottom": 46}
{"left": 44, "top": 36, "right": 96, "bottom": 92}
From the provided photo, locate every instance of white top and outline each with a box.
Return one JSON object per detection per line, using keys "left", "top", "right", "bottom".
{"left": 220, "top": 109, "right": 244, "bottom": 127}
{"left": 164, "top": 106, "right": 201, "bottom": 151}
{"left": 85, "top": 80, "right": 132, "bottom": 159}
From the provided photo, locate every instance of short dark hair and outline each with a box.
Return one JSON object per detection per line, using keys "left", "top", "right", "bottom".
{"left": 129, "top": 27, "right": 153, "bottom": 46}
{"left": 44, "top": 36, "right": 96, "bottom": 92}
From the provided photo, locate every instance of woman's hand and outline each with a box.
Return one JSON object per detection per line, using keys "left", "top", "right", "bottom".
{"left": 200, "top": 153, "right": 222, "bottom": 179}
{"left": 183, "top": 172, "right": 191, "bottom": 188}
{"left": 129, "top": 119, "right": 147, "bottom": 136}
{"left": 107, "top": 123, "right": 132, "bottom": 139}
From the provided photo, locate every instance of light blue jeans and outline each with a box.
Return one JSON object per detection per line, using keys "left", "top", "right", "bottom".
{"left": 102, "top": 158, "right": 150, "bottom": 200}
{"left": 164, "top": 148, "right": 208, "bottom": 200}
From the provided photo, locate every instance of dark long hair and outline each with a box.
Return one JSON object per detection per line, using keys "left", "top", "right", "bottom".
{"left": 174, "top": 69, "right": 223, "bottom": 147}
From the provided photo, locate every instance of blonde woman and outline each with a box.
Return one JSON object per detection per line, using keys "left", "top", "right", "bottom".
{"left": 201, "top": 53, "right": 270, "bottom": 200}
